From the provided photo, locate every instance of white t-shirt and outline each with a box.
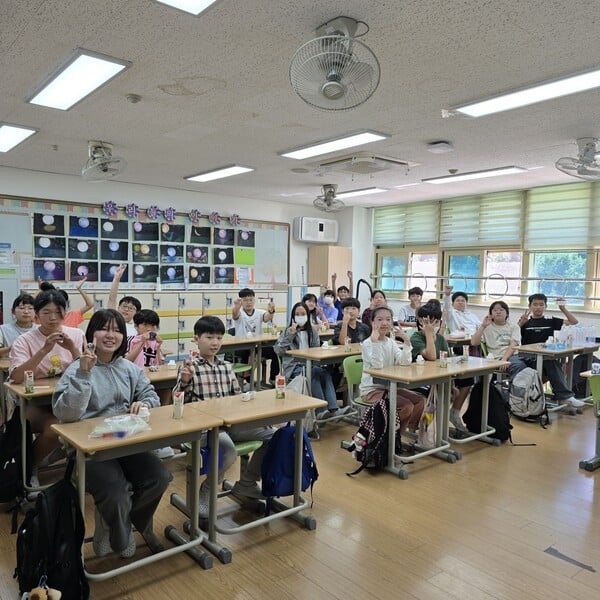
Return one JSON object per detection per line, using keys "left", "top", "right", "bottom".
{"left": 481, "top": 321, "right": 521, "bottom": 360}
{"left": 443, "top": 295, "right": 480, "bottom": 334}
{"left": 233, "top": 308, "right": 266, "bottom": 336}
{"left": 397, "top": 304, "right": 417, "bottom": 324}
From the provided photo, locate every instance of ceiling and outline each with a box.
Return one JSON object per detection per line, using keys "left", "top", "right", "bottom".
{"left": 2, "top": 0, "right": 600, "bottom": 210}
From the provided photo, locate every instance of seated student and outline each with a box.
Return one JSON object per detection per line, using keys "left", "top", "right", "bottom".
{"left": 442, "top": 285, "right": 481, "bottom": 334}
{"left": 10, "top": 289, "right": 85, "bottom": 467}
{"left": 513, "top": 293, "right": 583, "bottom": 408}
{"left": 317, "top": 288, "right": 340, "bottom": 324}
{"left": 361, "top": 289, "right": 387, "bottom": 328}
{"left": 176, "top": 316, "right": 273, "bottom": 508}
{"left": 332, "top": 298, "right": 371, "bottom": 345}
{"left": 0, "top": 293, "right": 37, "bottom": 357}
{"left": 231, "top": 287, "right": 278, "bottom": 385}
{"left": 39, "top": 279, "right": 94, "bottom": 328}
{"left": 397, "top": 286, "right": 423, "bottom": 327}
{"left": 275, "top": 302, "right": 350, "bottom": 419}
{"left": 359, "top": 306, "right": 424, "bottom": 443}
{"left": 471, "top": 301, "right": 521, "bottom": 372}
{"left": 331, "top": 270, "right": 353, "bottom": 320}
{"left": 107, "top": 264, "right": 141, "bottom": 338}
{"left": 302, "top": 293, "right": 329, "bottom": 328}
{"left": 126, "top": 309, "right": 165, "bottom": 369}
{"left": 411, "top": 299, "right": 473, "bottom": 432}
{"left": 52, "top": 309, "right": 171, "bottom": 558}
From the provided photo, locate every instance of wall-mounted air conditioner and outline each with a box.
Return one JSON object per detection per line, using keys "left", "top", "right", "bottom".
{"left": 293, "top": 216, "right": 339, "bottom": 244}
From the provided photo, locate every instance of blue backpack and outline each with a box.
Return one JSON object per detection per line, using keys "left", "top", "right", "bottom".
{"left": 260, "top": 424, "right": 318, "bottom": 514}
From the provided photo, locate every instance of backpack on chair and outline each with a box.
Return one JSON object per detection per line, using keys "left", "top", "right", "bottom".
{"left": 509, "top": 367, "right": 549, "bottom": 426}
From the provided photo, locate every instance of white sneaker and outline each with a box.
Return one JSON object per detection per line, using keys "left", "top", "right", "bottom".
{"left": 198, "top": 483, "right": 210, "bottom": 519}
{"left": 450, "top": 408, "right": 467, "bottom": 432}
{"left": 153, "top": 446, "right": 175, "bottom": 459}
{"left": 120, "top": 529, "right": 136, "bottom": 558}
{"left": 566, "top": 396, "right": 585, "bottom": 408}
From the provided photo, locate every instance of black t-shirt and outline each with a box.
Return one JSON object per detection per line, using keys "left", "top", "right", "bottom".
{"left": 332, "top": 321, "right": 371, "bottom": 344}
{"left": 521, "top": 316, "right": 564, "bottom": 345}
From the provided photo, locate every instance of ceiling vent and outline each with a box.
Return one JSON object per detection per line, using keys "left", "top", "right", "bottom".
{"left": 318, "top": 152, "right": 417, "bottom": 175}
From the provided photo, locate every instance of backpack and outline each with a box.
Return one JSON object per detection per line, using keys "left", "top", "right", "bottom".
{"left": 509, "top": 367, "right": 549, "bottom": 425}
{"left": 463, "top": 380, "right": 512, "bottom": 442}
{"left": 346, "top": 395, "right": 390, "bottom": 475}
{"left": 261, "top": 424, "right": 318, "bottom": 515}
{"left": 14, "top": 459, "right": 89, "bottom": 600}
{"left": 0, "top": 406, "right": 32, "bottom": 531}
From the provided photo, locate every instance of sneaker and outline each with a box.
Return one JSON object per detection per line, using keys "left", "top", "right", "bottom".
{"left": 28, "top": 474, "right": 40, "bottom": 489}
{"left": 39, "top": 445, "right": 66, "bottom": 468}
{"left": 120, "top": 529, "right": 136, "bottom": 558}
{"left": 141, "top": 529, "right": 164, "bottom": 554}
{"left": 153, "top": 446, "right": 175, "bottom": 459}
{"left": 93, "top": 507, "right": 111, "bottom": 558}
{"left": 566, "top": 396, "right": 585, "bottom": 408}
{"left": 336, "top": 406, "right": 353, "bottom": 417}
{"left": 231, "top": 480, "right": 265, "bottom": 499}
{"left": 317, "top": 410, "right": 333, "bottom": 421}
{"left": 198, "top": 483, "right": 210, "bottom": 519}
{"left": 449, "top": 408, "right": 467, "bottom": 432}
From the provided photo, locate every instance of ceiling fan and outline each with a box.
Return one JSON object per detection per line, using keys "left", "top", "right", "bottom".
{"left": 81, "top": 140, "right": 126, "bottom": 182}
{"left": 555, "top": 138, "right": 600, "bottom": 181}
{"left": 313, "top": 184, "right": 345, "bottom": 212}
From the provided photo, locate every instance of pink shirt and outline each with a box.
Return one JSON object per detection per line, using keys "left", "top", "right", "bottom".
{"left": 128, "top": 335, "right": 160, "bottom": 368}
{"left": 62, "top": 310, "right": 84, "bottom": 328}
{"left": 9, "top": 326, "right": 86, "bottom": 380}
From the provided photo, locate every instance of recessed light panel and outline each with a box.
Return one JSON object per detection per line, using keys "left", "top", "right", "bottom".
{"left": 336, "top": 187, "right": 388, "bottom": 199}
{"left": 0, "top": 123, "right": 37, "bottom": 152}
{"left": 185, "top": 165, "right": 254, "bottom": 182}
{"left": 423, "top": 166, "right": 527, "bottom": 184}
{"left": 155, "top": 1, "right": 219, "bottom": 15}
{"left": 280, "top": 131, "right": 390, "bottom": 160}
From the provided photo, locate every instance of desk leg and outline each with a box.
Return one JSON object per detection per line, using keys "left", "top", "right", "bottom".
{"left": 305, "top": 359, "right": 312, "bottom": 395}
{"left": 257, "top": 343, "right": 263, "bottom": 389}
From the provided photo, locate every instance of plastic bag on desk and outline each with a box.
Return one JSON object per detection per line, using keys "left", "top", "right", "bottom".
{"left": 89, "top": 415, "right": 151, "bottom": 439}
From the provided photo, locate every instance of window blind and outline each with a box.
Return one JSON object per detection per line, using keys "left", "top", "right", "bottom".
{"left": 439, "top": 191, "right": 523, "bottom": 248}
{"left": 372, "top": 203, "right": 439, "bottom": 245}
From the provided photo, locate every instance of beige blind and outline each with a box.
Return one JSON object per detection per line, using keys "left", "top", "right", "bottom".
{"left": 439, "top": 191, "right": 523, "bottom": 248}
{"left": 372, "top": 203, "right": 439, "bottom": 245}
{"left": 525, "top": 183, "right": 593, "bottom": 249}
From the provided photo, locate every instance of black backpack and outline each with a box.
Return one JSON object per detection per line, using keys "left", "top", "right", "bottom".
{"left": 463, "top": 380, "right": 512, "bottom": 442}
{"left": 346, "top": 395, "right": 390, "bottom": 475}
{"left": 14, "top": 459, "right": 89, "bottom": 600}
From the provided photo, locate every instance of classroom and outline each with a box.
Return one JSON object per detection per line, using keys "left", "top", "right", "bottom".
{"left": 1, "top": 2, "right": 600, "bottom": 599}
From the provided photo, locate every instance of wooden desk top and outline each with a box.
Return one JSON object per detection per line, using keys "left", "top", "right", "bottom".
{"left": 365, "top": 357, "right": 508, "bottom": 385}
{"left": 145, "top": 363, "right": 180, "bottom": 383}
{"left": 285, "top": 343, "right": 362, "bottom": 361}
{"left": 0, "top": 358, "right": 9, "bottom": 372}
{"left": 222, "top": 333, "right": 279, "bottom": 347}
{"left": 189, "top": 389, "right": 326, "bottom": 426}
{"left": 516, "top": 342, "right": 600, "bottom": 356}
{"left": 5, "top": 377, "right": 58, "bottom": 399}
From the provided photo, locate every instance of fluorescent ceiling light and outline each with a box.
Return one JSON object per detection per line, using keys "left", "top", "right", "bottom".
{"left": 0, "top": 123, "right": 37, "bottom": 152}
{"left": 336, "top": 187, "right": 388, "bottom": 199}
{"left": 280, "top": 131, "right": 390, "bottom": 160}
{"left": 453, "top": 68, "right": 600, "bottom": 117}
{"left": 154, "top": 0, "right": 219, "bottom": 14}
{"left": 423, "top": 166, "right": 527, "bottom": 184}
{"left": 28, "top": 49, "right": 130, "bottom": 110}
{"left": 185, "top": 165, "right": 254, "bottom": 182}
{"left": 395, "top": 183, "right": 421, "bottom": 189}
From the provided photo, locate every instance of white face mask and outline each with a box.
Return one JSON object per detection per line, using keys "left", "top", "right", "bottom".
{"left": 433, "top": 326, "right": 440, "bottom": 334}
{"left": 324, "top": 296, "right": 334, "bottom": 306}
{"left": 294, "top": 315, "right": 308, "bottom": 326}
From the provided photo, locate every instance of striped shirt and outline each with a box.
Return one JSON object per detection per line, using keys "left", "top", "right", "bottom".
{"left": 177, "top": 356, "right": 241, "bottom": 403}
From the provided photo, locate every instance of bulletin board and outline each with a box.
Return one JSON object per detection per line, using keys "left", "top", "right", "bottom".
{"left": 0, "top": 195, "right": 289, "bottom": 290}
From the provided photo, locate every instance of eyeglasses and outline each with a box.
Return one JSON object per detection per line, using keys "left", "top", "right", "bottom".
{"left": 119, "top": 304, "right": 137, "bottom": 311}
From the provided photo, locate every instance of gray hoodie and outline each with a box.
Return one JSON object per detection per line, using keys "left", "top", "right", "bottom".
{"left": 53, "top": 357, "right": 159, "bottom": 423}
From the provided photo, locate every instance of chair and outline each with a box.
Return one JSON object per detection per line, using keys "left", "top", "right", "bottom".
{"left": 224, "top": 330, "right": 253, "bottom": 387}
{"left": 342, "top": 355, "right": 371, "bottom": 419}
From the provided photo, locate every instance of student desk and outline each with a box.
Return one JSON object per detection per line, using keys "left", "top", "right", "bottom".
{"left": 170, "top": 389, "right": 326, "bottom": 564}
{"left": 222, "top": 333, "right": 279, "bottom": 390}
{"left": 363, "top": 357, "right": 508, "bottom": 479}
{"left": 145, "top": 363, "right": 180, "bottom": 397}
{"left": 51, "top": 405, "right": 222, "bottom": 580}
{"left": 577, "top": 371, "right": 600, "bottom": 471}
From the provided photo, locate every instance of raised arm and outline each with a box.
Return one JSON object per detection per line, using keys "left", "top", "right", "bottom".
{"left": 107, "top": 264, "right": 127, "bottom": 310}
{"left": 75, "top": 277, "right": 94, "bottom": 315}
{"left": 557, "top": 298, "right": 578, "bottom": 325}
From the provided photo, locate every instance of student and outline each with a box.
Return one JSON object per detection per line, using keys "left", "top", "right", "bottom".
{"left": 332, "top": 298, "right": 371, "bottom": 345}
{"left": 107, "top": 264, "right": 141, "bottom": 338}
{"left": 331, "top": 270, "right": 353, "bottom": 320}
{"left": 359, "top": 306, "right": 424, "bottom": 442}
{"left": 317, "top": 288, "right": 339, "bottom": 324}
{"left": 471, "top": 300, "right": 521, "bottom": 371}
{"left": 176, "top": 316, "right": 274, "bottom": 510}
{"left": 302, "top": 293, "right": 328, "bottom": 328}
{"left": 9, "top": 289, "right": 85, "bottom": 466}
{"left": 0, "top": 293, "right": 37, "bottom": 357}
{"left": 442, "top": 285, "right": 481, "bottom": 334}
{"left": 411, "top": 299, "right": 473, "bottom": 432}
{"left": 360, "top": 289, "right": 387, "bottom": 328}
{"left": 52, "top": 309, "right": 171, "bottom": 558}
{"left": 513, "top": 293, "right": 583, "bottom": 407}
{"left": 39, "top": 279, "right": 94, "bottom": 328}
{"left": 274, "top": 302, "right": 350, "bottom": 419}
{"left": 397, "top": 286, "right": 423, "bottom": 327}
{"left": 231, "top": 287, "right": 278, "bottom": 384}
{"left": 126, "top": 309, "right": 165, "bottom": 368}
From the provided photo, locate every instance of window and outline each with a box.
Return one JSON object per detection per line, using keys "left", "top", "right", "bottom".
{"left": 379, "top": 254, "right": 407, "bottom": 292}
{"left": 485, "top": 251, "right": 522, "bottom": 302}
{"left": 447, "top": 254, "right": 481, "bottom": 295}
{"left": 529, "top": 251, "right": 586, "bottom": 306}
{"left": 409, "top": 252, "right": 438, "bottom": 295}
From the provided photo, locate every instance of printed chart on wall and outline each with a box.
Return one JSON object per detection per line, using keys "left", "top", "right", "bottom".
{"left": 0, "top": 196, "right": 289, "bottom": 289}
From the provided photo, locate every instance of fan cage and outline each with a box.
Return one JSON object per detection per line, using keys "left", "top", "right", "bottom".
{"left": 290, "top": 35, "right": 380, "bottom": 111}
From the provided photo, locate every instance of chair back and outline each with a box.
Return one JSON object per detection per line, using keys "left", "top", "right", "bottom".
{"left": 589, "top": 374, "right": 600, "bottom": 403}
{"left": 343, "top": 355, "right": 363, "bottom": 387}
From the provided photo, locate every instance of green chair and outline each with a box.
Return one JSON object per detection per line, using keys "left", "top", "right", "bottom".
{"left": 342, "top": 355, "right": 370, "bottom": 418}
{"left": 223, "top": 332, "right": 253, "bottom": 385}
{"left": 589, "top": 375, "right": 600, "bottom": 416}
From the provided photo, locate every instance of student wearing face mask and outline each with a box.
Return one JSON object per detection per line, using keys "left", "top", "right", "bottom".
{"left": 274, "top": 302, "right": 351, "bottom": 419}
{"left": 317, "top": 287, "right": 340, "bottom": 324}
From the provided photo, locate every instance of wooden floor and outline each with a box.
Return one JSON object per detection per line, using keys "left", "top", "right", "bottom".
{"left": 1, "top": 410, "right": 600, "bottom": 600}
